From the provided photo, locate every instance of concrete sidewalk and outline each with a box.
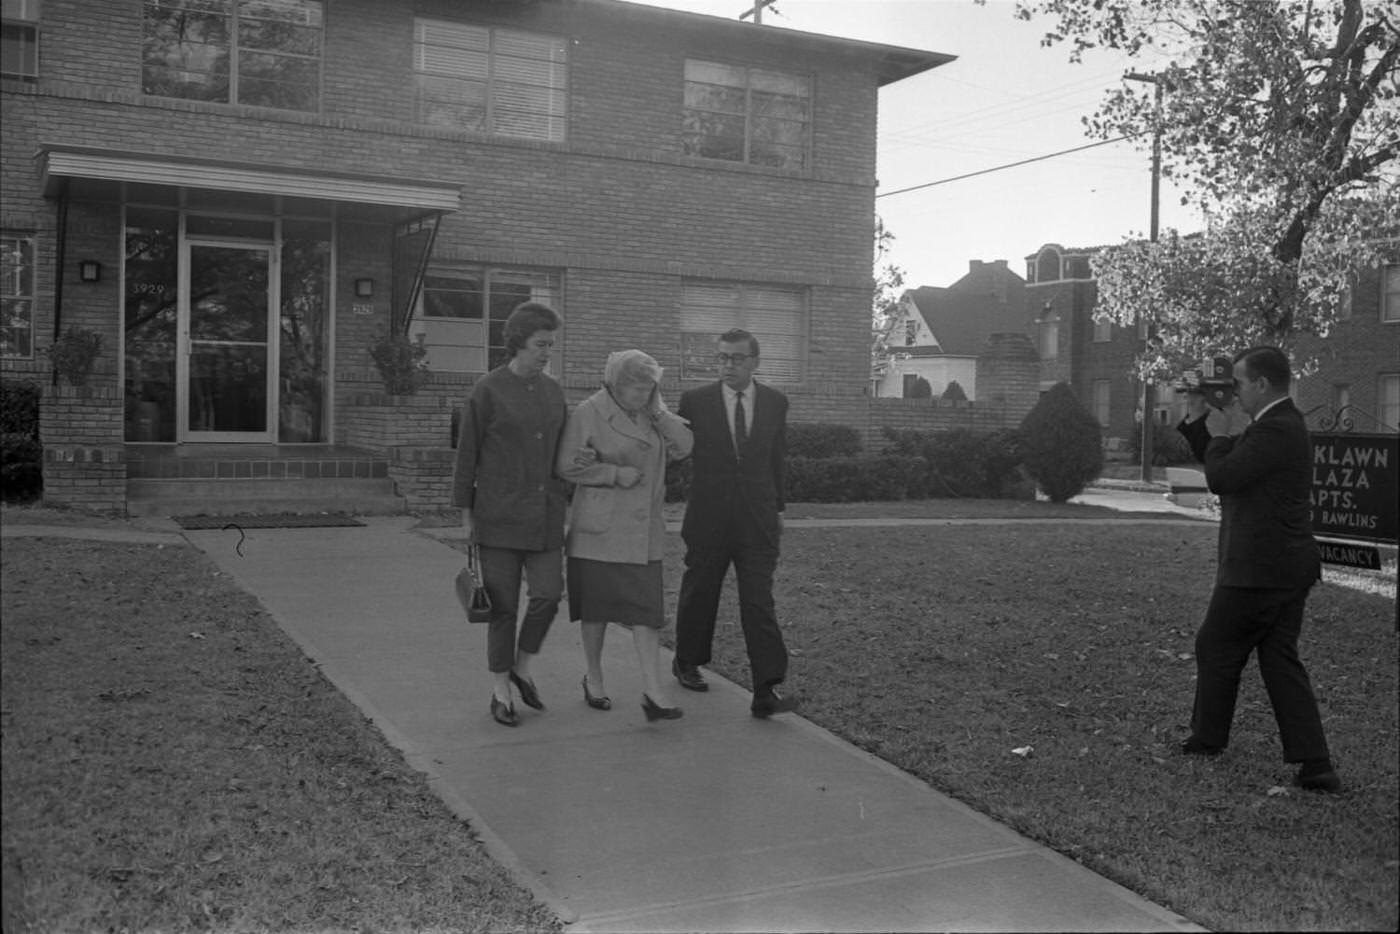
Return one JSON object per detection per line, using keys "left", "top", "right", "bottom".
{"left": 157, "top": 516, "right": 1204, "bottom": 933}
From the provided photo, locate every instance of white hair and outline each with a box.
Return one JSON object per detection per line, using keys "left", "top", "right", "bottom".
{"left": 603, "top": 349, "right": 663, "bottom": 388}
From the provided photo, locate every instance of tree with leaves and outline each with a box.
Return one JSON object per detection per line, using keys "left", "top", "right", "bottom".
{"left": 1013, "top": 0, "right": 1399, "bottom": 379}
{"left": 870, "top": 217, "right": 908, "bottom": 384}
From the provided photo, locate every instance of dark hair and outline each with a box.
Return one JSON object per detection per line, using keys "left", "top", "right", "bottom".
{"left": 503, "top": 302, "right": 562, "bottom": 355}
{"left": 719, "top": 328, "right": 759, "bottom": 358}
{"left": 1233, "top": 345, "right": 1291, "bottom": 390}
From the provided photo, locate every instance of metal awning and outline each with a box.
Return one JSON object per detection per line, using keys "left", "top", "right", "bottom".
{"left": 37, "top": 146, "right": 462, "bottom": 214}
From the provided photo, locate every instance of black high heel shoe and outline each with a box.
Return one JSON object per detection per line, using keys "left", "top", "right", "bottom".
{"left": 642, "top": 694, "right": 683, "bottom": 721}
{"left": 509, "top": 670, "right": 544, "bottom": 710}
{"left": 582, "top": 676, "right": 612, "bottom": 711}
{"left": 490, "top": 696, "right": 519, "bottom": 727}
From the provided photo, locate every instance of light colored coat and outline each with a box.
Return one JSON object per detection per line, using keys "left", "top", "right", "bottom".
{"left": 558, "top": 388, "right": 693, "bottom": 564}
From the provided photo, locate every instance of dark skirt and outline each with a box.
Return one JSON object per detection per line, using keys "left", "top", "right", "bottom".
{"left": 567, "top": 557, "right": 664, "bottom": 629}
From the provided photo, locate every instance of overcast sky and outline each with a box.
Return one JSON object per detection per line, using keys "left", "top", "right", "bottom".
{"left": 623, "top": 0, "right": 1204, "bottom": 289}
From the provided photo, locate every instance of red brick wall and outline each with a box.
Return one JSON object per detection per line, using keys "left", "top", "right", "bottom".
{"left": 38, "top": 385, "right": 125, "bottom": 513}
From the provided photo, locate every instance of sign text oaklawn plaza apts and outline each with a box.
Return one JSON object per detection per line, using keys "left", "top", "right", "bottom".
{"left": 1310, "top": 433, "right": 1398, "bottom": 571}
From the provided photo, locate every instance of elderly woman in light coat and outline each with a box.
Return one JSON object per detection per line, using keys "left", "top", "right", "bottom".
{"left": 558, "top": 350, "right": 693, "bottom": 721}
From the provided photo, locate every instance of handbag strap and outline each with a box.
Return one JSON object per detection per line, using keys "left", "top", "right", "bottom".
{"left": 467, "top": 543, "right": 482, "bottom": 582}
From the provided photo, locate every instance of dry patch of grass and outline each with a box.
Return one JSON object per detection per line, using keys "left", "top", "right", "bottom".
{"left": 662, "top": 522, "right": 1399, "bottom": 932}
{"left": 1, "top": 538, "right": 559, "bottom": 933}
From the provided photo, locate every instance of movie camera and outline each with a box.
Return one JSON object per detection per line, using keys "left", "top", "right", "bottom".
{"left": 1174, "top": 356, "right": 1235, "bottom": 409}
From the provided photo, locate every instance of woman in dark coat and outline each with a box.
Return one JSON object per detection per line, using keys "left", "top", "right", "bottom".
{"left": 451, "top": 302, "right": 567, "bottom": 727}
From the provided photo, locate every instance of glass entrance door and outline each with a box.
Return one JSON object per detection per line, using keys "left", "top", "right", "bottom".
{"left": 178, "top": 242, "right": 277, "bottom": 442}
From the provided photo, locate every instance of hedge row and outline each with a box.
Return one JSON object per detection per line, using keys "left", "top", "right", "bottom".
{"left": 1, "top": 379, "right": 42, "bottom": 502}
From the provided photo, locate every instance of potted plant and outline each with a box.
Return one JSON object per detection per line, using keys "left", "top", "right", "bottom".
{"left": 44, "top": 327, "right": 103, "bottom": 387}
{"left": 368, "top": 330, "right": 431, "bottom": 397}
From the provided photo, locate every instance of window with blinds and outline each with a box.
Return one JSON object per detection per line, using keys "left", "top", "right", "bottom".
{"left": 414, "top": 19, "right": 567, "bottom": 142}
{"left": 412, "top": 264, "right": 561, "bottom": 373}
{"left": 680, "top": 281, "right": 804, "bottom": 383}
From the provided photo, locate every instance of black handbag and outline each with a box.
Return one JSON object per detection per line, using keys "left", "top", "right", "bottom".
{"left": 455, "top": 544, "right": 492, "bottom": 623}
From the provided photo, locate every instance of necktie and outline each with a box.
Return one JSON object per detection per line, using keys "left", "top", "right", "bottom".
{"left": 734, "top": 390, "right": 747, "bottom": 458}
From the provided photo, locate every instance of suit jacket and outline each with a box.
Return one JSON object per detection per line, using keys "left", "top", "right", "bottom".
{"left": 557, "top": 388, "right": 693, "bottom": 564}
{"left": 677, "top": 380, "right": 787, "bottom": 546}
{"left": 1203, "top": 398, "right": 1320, "bottom": 589}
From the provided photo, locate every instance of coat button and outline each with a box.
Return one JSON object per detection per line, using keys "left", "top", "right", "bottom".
{"left": 535, "top": 432, "right": 544, "bottom": 439}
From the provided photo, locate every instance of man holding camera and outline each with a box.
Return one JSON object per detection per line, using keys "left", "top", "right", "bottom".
{"left": 1177, "top": 346, "right": 1340, "bottom": 793}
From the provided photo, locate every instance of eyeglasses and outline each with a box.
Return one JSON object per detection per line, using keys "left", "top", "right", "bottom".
{"left": 715, "top": 353, "right": 752, "bottom": 365}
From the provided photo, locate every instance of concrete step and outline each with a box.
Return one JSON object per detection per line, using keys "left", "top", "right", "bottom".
{"left": 126, "top": 477, "right": 405, "bottom": 518}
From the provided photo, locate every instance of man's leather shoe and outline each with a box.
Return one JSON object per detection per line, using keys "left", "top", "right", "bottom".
{"left": 672, "top": 659, "right": 708, "bottom": 692}
{"left": 490, "top": 697, "right": 519, "bottom": 727}
{"left": 1295, "top": 761, "right": 1342, "bottom": 793}
{"left": 509, "top": 670, "right": 544, "bottom": 710}
{"left": 1179, "top": 737, "right": 1223, "bottom": 757}
{"left": 751, "top": 689, "right": 798, "bottom": 718}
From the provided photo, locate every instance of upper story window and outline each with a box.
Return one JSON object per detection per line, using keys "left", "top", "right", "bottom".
{"left": 415, "top": 20, "right": 567, "bottom": 142}
{"left": 1, "top": 233, "right": 35, "bottom": 358}
{"left": 680, "top": 281, "right": 804, "bottom": 382}
{"left": 1, "top": 0, "right": 39, "bottom": 80}
{"left": 1039, "top": 308, "right": 1059, "bottom": 360}
{"left": 142, "top": 0, "right": 323, "bottom": 112}
{"left": 904, "top": 319, "right": 917, "bottom": 346}
{"left": 683, "top": 60, "right": 810, "bottom": 170}
{"left": 1035, "top": 249, "right": 1060, "bottom": 283}
{"left": 1383, "top": 263, "right": 1400, "bottom": 323}
{"left": 1092, "top": 316, "right": 1112, "bottom": 342}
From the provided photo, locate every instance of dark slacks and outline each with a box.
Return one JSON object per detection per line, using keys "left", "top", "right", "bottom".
{"left": 1191, "top": 583, "right": 1330, "bottom": 762}
{"left": 478, "top": 545, "right": 562, "bottom": 674}
{"left": 675, "top": 509, "right": 787, "bottom": 695}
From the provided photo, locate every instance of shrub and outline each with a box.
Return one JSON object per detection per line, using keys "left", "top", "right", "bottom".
{"left": 368, "top": 331, "right": 430, "bottom": 396}
{"left": 43, "top": 327, "right": 103, "bottom": 387}
{"left": 785, "top": 455, "right": 925, "bottom": 502}
{"left": 941, "top": 380, "right": 967, "bottom": 402}
{"left": 1, "top": 379, "right": 41, "bottom": 436}
{"left": 881, "top": 426, "right": 1024, "bottom": 499}
{"left": 908, "top": 376, "right": 933, "bottom": 399}
{"left": 1129, "top": 421, "right": 1197, "bottom": 467}
{"left": 1018, "top": 382, "right": 1104, "bottom": 502}
{"left": 1, "top": 379, "right": 42, "bottom": 502}
{"left": 786, "top": 422, "right": 862, "bottom": 459}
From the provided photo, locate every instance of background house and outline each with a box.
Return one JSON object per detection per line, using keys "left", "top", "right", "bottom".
{"left": 872, "top": 259, "right": 1030, "bottom": 400}
{"left": 0, "top": 0, "right": 952, "bottom": 513}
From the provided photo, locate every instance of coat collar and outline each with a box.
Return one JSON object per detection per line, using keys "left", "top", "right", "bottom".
{"left": 591, "top": 387, "right": 654, "bottom": 444}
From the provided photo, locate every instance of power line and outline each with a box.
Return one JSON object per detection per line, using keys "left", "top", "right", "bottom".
{"left": 876, "top": 135, "right": 1140, "bottom": 198}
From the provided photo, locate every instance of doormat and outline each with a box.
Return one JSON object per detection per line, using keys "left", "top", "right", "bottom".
{"left": 174, "top": 514, "right": 366, "bottom": 530}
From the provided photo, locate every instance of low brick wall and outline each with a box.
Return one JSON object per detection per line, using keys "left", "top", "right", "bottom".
{"left": 389, "top": 445, "right": 455, "bottom": 511}
{"left": 340, "top": 393, "right": 458, "bottom": 454}
{"left": 865, "top": 397, "right": 1020, "bottom": 451}
{"left": 39, "top": 384, "right": 126, "bottom": 513}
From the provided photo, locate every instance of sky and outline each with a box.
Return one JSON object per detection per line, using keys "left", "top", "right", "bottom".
{"left": 624, "top": 0, "right": 1204, "bottom": 289}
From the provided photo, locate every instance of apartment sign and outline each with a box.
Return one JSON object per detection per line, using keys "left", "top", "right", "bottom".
{"left": 1310, "top": 433, "right": 1398, "bottom": 545}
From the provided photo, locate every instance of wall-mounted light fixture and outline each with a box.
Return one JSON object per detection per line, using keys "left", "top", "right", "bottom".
{"left": 354, "top": 277, "right": 375, "bottom": 298}
{"left": 78, "top": 260, "right": 102, "bottom": 282}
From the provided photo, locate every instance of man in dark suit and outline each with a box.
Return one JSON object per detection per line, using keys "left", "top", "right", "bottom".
{"left": 673, "top": 328, "right": 797, "bottom": 718}
{"left": 1179, "top": 346, "right": 1340, "bottom": 793}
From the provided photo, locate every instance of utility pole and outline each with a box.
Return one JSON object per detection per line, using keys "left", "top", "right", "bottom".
{"left": 740, "top": 0, "right": 778, "bottom": 23}
{"left": 1126, "top": 72, "right": 1163, "bottom": 484}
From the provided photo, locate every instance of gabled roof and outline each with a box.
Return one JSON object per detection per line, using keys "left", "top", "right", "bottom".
{"left": 903, "top": 283, "right": 1032, "bottom": 357}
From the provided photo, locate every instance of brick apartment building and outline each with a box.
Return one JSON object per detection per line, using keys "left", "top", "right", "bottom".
{"left": 0, "top": 0, "right": 952, "bottom": 513}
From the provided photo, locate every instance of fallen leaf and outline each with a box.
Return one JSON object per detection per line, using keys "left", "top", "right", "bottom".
{"left": 1266, "top": 785, "right": 1289, "bottom": 797}
{"left": 1011, "top": 745, "right": 1034, "bottom": 757}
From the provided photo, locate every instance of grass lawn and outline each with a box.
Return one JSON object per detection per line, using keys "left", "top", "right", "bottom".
{"left": 1, "top": 536, "right": 560, "bottom": 933}
{"left": 660, "top": 521, "right": 1398, "bottom": 932}
{"left": 3, "top": 500, "right": 1395, "bottom": 932}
